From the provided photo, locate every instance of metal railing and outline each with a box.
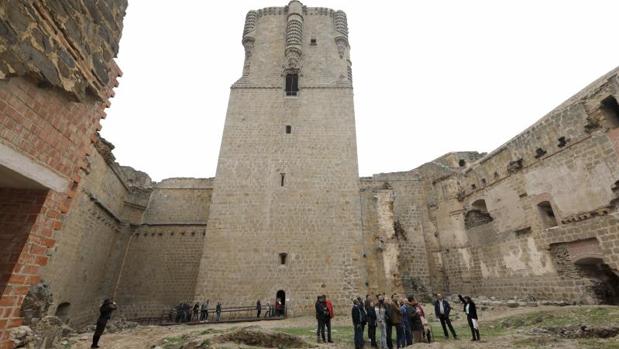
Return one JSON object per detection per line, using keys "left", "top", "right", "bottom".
{"left": 133, "top": 304, "right": 287, "bottom": 325}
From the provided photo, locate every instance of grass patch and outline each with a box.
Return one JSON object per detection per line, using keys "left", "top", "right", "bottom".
{"left": 274, "top": 326, "right": 354, "bottom": 345}
{"left": 275, "top": 307, "right": 619, "bottom": 347}
{"left": 161, "top": 334, "right": 191, "bottom": 349}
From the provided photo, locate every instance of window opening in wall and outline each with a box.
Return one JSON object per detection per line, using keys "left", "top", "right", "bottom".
{"left": 310, "top": 38, "right": 317, "bottom": 46}
{"left": 601, "top": 95, "right": 619, "bottom": 128}
{"left": 280, "top": 173, "right": 286, "bottom": 187}
{"left": 537, "top": 201, "right": 558, "bottom": 228}
{"left": 458, "top": 159, "right": 466, "bottom": 167}
{"left": 279, "top": 253, "right": 288, "bottom": 265}
{"left": 285, "top": 73, "right": 299, "bottom": 96}
{"left": 286, "top": 125, "right": 292, "bottom": 134}
{"left": 55, "top": 302, "right": 71, "bottom": 323}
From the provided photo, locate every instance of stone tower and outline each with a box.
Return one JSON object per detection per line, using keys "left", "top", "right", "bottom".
{"left": 194, "top": 1, "right": 365, "bottom": 313}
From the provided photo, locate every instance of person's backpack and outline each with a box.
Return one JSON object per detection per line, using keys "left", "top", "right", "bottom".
{"left": 321, "top": 304, "right": 329, "bottom": 319}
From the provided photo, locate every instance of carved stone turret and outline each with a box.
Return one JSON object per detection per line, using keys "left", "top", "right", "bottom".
{"left": 285, "top": 1, "right": 304, "bottom": 69}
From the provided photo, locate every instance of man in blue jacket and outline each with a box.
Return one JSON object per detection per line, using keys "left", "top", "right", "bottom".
{"left": 434, "top": 293, "right": 457, "bottom": 339}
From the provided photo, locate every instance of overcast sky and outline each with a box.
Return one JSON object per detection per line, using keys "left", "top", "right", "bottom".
{"left": 101, "top": 0, "right": 619, "bottom": 182}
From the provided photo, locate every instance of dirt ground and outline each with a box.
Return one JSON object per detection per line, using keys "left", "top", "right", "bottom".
{"left": 66, "top": 305, "right": 619, "bottom": 349}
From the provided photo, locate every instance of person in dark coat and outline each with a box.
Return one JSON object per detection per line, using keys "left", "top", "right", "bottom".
{"left": 366, "top": 298, "right": 378, "bottom": 347}
{"left": 458, "top": 295, "right": 480, "bottom": 341}
{"left": 193, "top": 302, "right": 200, "bottom": 322}
{"left": 407, "top": 296, "right": 423, "bottom": 343}
{"left": 256, "top": 300, "right": 262, "bottom": 318}
{"left": 215, "top": 302, "right": 222, "bottom": 321}
{"left": 184, "top": 303, "right": 191, "bottom": 322}
{"left": 434, "top": 293, "right": 457, "bottom": 339}
{"left": 91, "top": 298, "right": 117, "bottom": 348}
{"left": 315, "top": 295, "right": 329, "bottom": 343}
{"left": 352, "top": 298, "right": 367, "bottom": 349}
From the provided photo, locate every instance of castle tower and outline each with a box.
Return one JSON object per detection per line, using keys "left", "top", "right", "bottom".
{"left": 194, "top": 1, "right": 364, "bottom": 313}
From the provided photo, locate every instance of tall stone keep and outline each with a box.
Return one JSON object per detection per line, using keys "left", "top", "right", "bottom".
{"left": 194, "top": 1, "right": 364, "bottom": 313}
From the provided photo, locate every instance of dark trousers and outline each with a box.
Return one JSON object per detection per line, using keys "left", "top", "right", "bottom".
{"left": 200, "top": 310, "right": 207, "bottom": 321}
{"left": 439, "top": 315, "right": 457, "bottom": 338}
{"left": 368, "top": 324, "right": 377, "bottom": 347}
{"left": 91, "top": 319, "right": 107, "bottom": 347}
{"left": 354, "top": 324, "right": 365, "bottom": 349}
{"left": 395, "top": 325, "right": 404, "bottom": 348}
{"left": 317, "top": 319, "right": 326, "bottom": 342}
{"left": 403, "top": 324, "right": 412, "bottom": 346}
{"left": 325, "top": 318, "right": 332, "bottom": 341}
{"left": 467, "top": 316, "right": 480, "bottom": 341}
{"left": 257, "top": 310, "right": 261, "bottom": 318}
{"left": 386, "top": 323, "right": 393, "bottom": 349}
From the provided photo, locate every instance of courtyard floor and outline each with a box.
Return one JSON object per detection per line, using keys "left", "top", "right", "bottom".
{"left": 66, "top": 305, "right": 619, "bottom": 349}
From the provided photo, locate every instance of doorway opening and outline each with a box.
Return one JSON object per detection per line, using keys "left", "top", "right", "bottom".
{"left": 276, "top": 290, "right": 286, "bottom": 317}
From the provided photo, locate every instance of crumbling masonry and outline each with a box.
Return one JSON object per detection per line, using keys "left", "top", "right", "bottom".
{"left": 0, "top": 1, "right": 618, "bottom": 347}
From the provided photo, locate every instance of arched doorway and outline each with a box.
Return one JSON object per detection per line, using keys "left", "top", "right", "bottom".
{"left": 575, "top": 257, "right": 619, "bottom": 305}
{"left": 276, "top": 290, "right": 286, "bottom": 317}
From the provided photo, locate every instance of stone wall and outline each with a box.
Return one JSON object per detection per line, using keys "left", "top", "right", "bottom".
{"left": 392, "top": 66, "right": 619, "bottom": 304}
{"left": 40, "top": 138, "right": 134, "bottom": 327}
{"left": 39, "top": 138, "right": 215, "bottom": 324}
{"left": 114, "top": 178, "right": 212, "bottom": 320}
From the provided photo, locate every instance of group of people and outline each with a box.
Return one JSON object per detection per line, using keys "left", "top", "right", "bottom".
{"left": 349, "top": 294, "right": 431, "bottom": 349}
{"left": 172, "top": 300, "right": 222, "bottom": 323}
{"left": 90, "top": 292, "right": 478, "bottom": 349}
{"left": 347, "top": 293, "right": 480, "bottom": 349}
{"left": 256, "top": 298, "right": 286, "bottom": 318}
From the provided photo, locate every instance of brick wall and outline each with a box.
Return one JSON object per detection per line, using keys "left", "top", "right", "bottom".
{"left": 0, "top": 0, "right": 126, "bottom": 345}
{"left": 0, "top": 188, "right": 65, "bottom": 348}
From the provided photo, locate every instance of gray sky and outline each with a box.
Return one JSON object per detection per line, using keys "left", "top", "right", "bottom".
{"left": 101, "top": 0, "right": 619, "bottom": 182}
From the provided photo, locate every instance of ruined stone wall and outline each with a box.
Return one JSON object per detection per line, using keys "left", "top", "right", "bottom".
{"left": 40, "top": 139, "right": 133, "bottom": 327}
{"left": 424, "top": 67, "right": 619, "bottom": 303}
{"left": 114, "top": 179, "right": 212, "bottom": 320}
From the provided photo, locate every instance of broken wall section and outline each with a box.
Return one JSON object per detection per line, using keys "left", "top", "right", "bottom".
{"left": 0, "top": 0, "right": 128, "bottom": 101}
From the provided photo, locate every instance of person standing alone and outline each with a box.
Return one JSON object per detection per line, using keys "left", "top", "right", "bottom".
{"left": 91, "top": 299, "right": 117, "bottom": 348}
